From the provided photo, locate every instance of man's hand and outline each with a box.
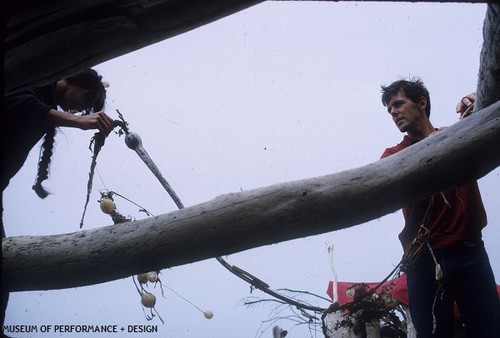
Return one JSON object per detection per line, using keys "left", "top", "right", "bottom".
{"left": 456, "top": 92, "right": 475, "bottom": 119}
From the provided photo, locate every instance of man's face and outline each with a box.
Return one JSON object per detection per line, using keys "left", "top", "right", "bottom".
{"left": 386, "top": 91, "right": 426, "bottom": 133}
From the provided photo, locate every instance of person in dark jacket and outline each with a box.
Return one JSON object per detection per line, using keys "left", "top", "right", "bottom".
{"left": 1, "top": 69, "right": 114, "bottom": 327}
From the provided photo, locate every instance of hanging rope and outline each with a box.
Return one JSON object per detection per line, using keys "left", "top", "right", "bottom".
{"left": 79, "top": 131, "right": 107, "bottom": 228}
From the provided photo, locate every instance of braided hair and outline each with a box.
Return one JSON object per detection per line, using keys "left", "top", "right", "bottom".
{"left": 33, "top": 69, "right": 107, "bottom": 198}
{"left": 33, "top": 128, "right": 56, "bottom": 198}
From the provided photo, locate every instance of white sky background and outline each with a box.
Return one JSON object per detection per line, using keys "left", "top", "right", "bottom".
{"left": 3, "top": 1, "right": 498, "bottom": 337}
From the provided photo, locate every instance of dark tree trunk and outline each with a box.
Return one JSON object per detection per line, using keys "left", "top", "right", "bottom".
{"left": 475, "top": 4, "right": 500, "bottom": 111}
{"left": 4, "top": 0, "right": 263, "bottom": 95}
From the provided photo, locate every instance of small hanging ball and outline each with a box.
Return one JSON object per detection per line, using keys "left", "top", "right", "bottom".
{"left": 125, "top": 132, "right": 142, "bottom": 150}
{"left": 99, "top": 198, "right": 116, "bottom": 214}
{"left": 147, "top": 271, "right": 158, "bottom": 283}
{"left": 137, "top": 273, "right": 149, "bottom": 285}
{"left": 203, "top": 310, "right": 214, "bottom": 319}
{"left": 141, "top": 292, "right": 156, "bottom": 308}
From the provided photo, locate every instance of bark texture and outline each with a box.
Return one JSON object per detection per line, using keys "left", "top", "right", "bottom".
{"left": 3, "top": 102, "right": 500, "bottom": 291}
{"left": 475, "top": 4, "right": 500, "bottom": 111}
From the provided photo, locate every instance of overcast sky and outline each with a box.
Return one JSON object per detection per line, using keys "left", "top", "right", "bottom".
{"left": 3, "top": 2, "right": 497, "bottom": 337}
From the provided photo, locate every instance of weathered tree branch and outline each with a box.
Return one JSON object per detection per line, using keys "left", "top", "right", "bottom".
{"left": 475, "top": 4, "right": 500, "bottom": 111}
{"left": 4, "top": 0, "right": 263, "bottom": 95}
{"left": 3, "top": 101, "right": 500, "bottom": 292}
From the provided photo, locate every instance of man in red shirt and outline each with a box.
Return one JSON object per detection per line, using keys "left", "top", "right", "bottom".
{"left": 380, "top": 79, "right": 499, "bottom": 337}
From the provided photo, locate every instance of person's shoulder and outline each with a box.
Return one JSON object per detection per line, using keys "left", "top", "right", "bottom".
{"left": 380, "top": 135, "right": 413, "bottom": 159}
{"left": 30, "top": 83, "right": 57, "bottom": 99}
{"left": 5, "top": 83, "right": 56, "bottom": 109}
{"left": 5, "top": 83, "right": 55, "bottom": 99}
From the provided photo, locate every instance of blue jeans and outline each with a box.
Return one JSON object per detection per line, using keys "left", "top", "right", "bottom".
{"left": 406, "top": 240, "right": 500, "bottom": 338}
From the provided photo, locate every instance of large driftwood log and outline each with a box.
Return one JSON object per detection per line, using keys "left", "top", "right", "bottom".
{"left": 3, "top": 101, "right": 500, "bottom": 292}
{"left": 4, "top": 0, "right": 263, "bottom": 95}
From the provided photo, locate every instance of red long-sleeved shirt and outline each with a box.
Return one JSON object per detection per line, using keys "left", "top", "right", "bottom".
{"left": 381, "top": 135, "right": 487, "bottom": 251}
